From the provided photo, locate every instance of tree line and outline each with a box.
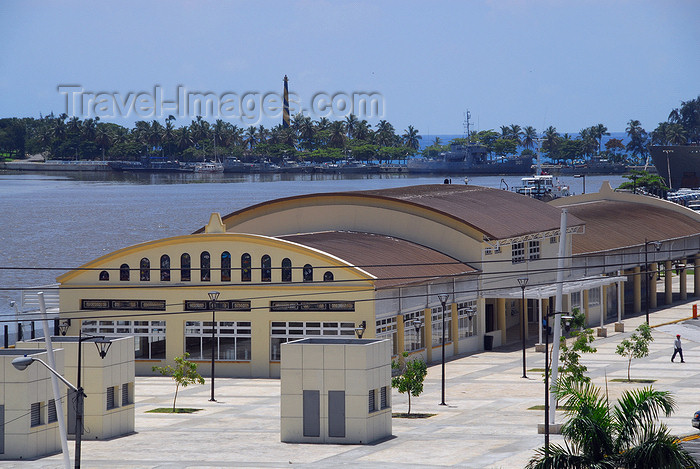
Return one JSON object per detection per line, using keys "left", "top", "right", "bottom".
{"left": 0, "top": 113, "right": 421, "bottom": 164}
{"left": 1, "top": 96, "right": 697, "bottom": 165}
{"left": 422, "top": 96, "right": 700, "bottom": 166}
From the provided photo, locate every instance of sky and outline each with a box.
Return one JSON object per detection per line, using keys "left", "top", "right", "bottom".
{"left": 1, "top": 0, "right": 698, "bottom": 135}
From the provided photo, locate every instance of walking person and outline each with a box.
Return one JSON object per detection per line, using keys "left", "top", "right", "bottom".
{"left": 671, "top": 334, "right": 685, "bottom": 363}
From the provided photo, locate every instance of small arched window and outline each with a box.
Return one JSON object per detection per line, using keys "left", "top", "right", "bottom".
{"left": 241, "top": 253, "right": 251, "bottom": 282}
{"left": 160, "top": 255, "right": 170, "bottom": 282}
{"left": 180, "top": 253, "right": 191, "bottom": 282}
{"left": 303, "top": 264, "right": 313, "bottom": 282}
{"left": 140, "top": 258, "right": 150, "bottom": 281}
{"left": 323, "top": 271, "right": 334, "bottom": 282}
{"left": 99, "top": 270, "right": 109, "bottom": 281}
{"left": 120, "top": 264, "right": 130, "bottom": 281}
{"left": 201, "top": 251, "right": 210, "bottom": 281}
{"left": 261, "top": 255, "right": 271, "bottom": 282}
{"left": 281, "top": 258, "right": 292, "bottom": 282}
{"left": 221, "top": 251, "right": 231, "bottom": 282}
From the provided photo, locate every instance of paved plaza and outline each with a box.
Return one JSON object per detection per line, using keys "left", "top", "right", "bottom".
{"left": 11, "top": 301, "right": 700, "bottom": 468}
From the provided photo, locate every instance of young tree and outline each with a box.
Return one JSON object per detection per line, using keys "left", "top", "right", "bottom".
{"left": 557, "top": 310, "right": 597, "bottom": 384}
{"left": 616, "top": 323, "right": 654, "bottom": 381}
{"left": 152, "top": 353, "right": 205, "bottom": 411}
{"left": 391, "top": 352, "right": 428, "bottom": 415}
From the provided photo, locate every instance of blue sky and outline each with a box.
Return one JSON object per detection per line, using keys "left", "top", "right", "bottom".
{"left": 1, "top": 0, "right": 698, "bottom": 135}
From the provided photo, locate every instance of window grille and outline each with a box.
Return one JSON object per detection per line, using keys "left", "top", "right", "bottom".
{"left": 431, "top": 305, "right": 452, "bottom": 346}
{"left": 528, "top": 240, "right": 540, "bottom": 260}
{"left": 180, "top": 253, "right": 191, "bottom": 281}
{"left": 457, "top": 301, "right": 478, "bottom": 338}
{"left": 140, "top": 258, "right": 150, "bottom": 281}
{"left": 512, "top": 242, "right": 525, "bottom": 264}
{"left": 368, "top": 389, "right": 376, "bottom": 412}
{"left": 160, "top": 255, "right": 170, "bottom": 281}
{"left": 200, "top": 251, "right": 211, "bottom": 281}
{"left": 31, "top": 402, "right": 41, "bottom": 427}
{"left": 403, "top": 310, "right": 425, "bottom": 352}
{"left": 48, "top": 399, "right": 57, "bottom": 423}
{"left": 376, "top": 317, "right": 398, "bottom": 356}
{"left": 588, "top": 288, "right": 601, "bottom": 306}
{"left": 122, "top": 383, "right": 130, "bottom": 405}
{"left": 185, "top": 321, "right": 252, "bottom": 361}
{"left": 269, "top": 321, "right": 355, "bottom": 360}
{"left": 82, "top": 320, "right": 166, "bottom": 359}
{"left": 380, "top": 386, "right": 388, "bottom": 409}
{"left": 106, "top": 386, "right": 117, "bottom": 410}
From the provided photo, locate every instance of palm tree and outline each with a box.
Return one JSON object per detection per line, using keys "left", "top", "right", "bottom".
{"left": 375, "top": 120, "right": 397, "bottom": 147}
{"left": 402, "top": 125, "right": 421, "bottom": 151}
{"left": 345, "top": 114, "right": 359, "bottom": 139}
{"left": 163, "top": 119, "right": 176, "bottom": 158}
{"left": 527, "top": 380, "right": 697, "bottom": 469}
{"left": 94, "top": 124, "right": 113, "bottom": 161}
{"left": 626, "top": 119, "right": 648, "bottom": 163}
{"left": 244, "top": 126, "right": 257, "bottom": 150}
{"left": 328, "top": 120, "right": 346, "bottom": 148}
{"left": 509, "top": 124, "right": 523, "bottom": 146}
{"left": 667, "top": 123, "right": 687, "bottom": 145}
{"left": 522, "top": 126, "right": 537, "bottom": 151}
{"left": 354, "top": 120, "right": 372, "bottom": 142}
{"left": 542, "top": 126, "right": 560, "bottom": 160}
{"left": 592, "top": 123, "right": 610, "bottom": 154}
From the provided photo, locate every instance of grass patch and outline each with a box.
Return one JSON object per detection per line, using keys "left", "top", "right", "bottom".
{"left": 392, "top": 412, "right": 436, "bottom": 419}
{"left": 528, "top": 405, "right": 575, "bottom": 411}
{"left": 146, "top": 408, "right": 202, "bottom": 414}
{"left": 610, "top": 378, "right": 656, "bottom": 383}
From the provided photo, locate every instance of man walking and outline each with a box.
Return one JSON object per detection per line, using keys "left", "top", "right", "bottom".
{"left": 672, "top": 334, "right": 685, "bottom": 363}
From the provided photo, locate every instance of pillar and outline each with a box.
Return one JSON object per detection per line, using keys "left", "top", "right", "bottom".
{"left": 633, "top": 266, "right": 642, "bottom": 314}
{"left": 583, "top": 290, "right": 590, "bottom": 324}
{"left": 665, "top": 260, "right": 673, "bottom": 304}
{"left": 424, "top": 307, "right": 433, "bottom": 362}
{"left": 497, "top": 298, "right": 506, "bottom": 343}
{"left": 680, "top": 259, "right": 688, "bottom": 300}
{"left": 396, "top": 313, "right": 405, "bottom": 360}
{"left": 450, "top": 303, "right": 458, "bottom": 356}
{"left": 649, "top": 263, "right": 658, "bottom": 308}
{"left": 695, "top": 254, "right": 700, "bottom": 297}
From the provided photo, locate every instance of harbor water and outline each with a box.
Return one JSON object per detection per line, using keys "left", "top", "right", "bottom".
{"left": 0, "top": 170, "right": 626, "bottom": 341}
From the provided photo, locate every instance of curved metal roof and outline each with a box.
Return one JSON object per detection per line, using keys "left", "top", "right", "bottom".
{"left": 210, "top": 184, "right": 582, "bottom": 240}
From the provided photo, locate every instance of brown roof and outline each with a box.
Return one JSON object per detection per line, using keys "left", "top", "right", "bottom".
{"left": 212, "top": 184, "right": 582, "bottom": 240}
{"left": 560, "top": 200, "right": 700, "bottom": 254}
{"left": 280, "top": 231, "right": 477, "bottom": 288}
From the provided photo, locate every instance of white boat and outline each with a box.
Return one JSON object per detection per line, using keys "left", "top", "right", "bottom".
{"left": 513, "top": 175, "right": 570, "bottom": 201}
{"left": 193, "top": 162, "right": 224, "bottom": 173}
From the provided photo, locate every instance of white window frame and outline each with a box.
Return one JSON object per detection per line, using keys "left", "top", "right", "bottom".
{"left": 270, "top": 321, "right": 355, "bottom": 360}
{"left": 431, "top": 305, "right": 452, "bottom": 347}
{"left": 376, "top": 317, "right": 398, "bottom": 356}
{"left": 82, "top": 320, "right": 166, "bottom": 360}
{"left": 512, "top": 242, "right": 525, "bottom": 264}
{"left": 528, "top": 240, "right": 540, "bottom": 260}
{"left": 185, "top": 320, "right": 252, "bottom": 361}
{"left": 403, "top": 310, "right": 425, "bottom": 352}
{"left": 457, "top": 301, "right": 478, "bottom": 338}
{"left": 588, "top": 288, "right": 601, "bottom": 306}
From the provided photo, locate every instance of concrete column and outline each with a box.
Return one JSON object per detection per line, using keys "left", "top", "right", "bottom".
{"left": 665, "top": 260, "right": 673, "bottom": 304}
{"left": 396, "top": 313, "right": 405, "bottom": 358}
{"left": 424, "top": 307, "right": 433, "bottom": 362}
{"left": 583, "top": 290, "right": 590, "bottom": 324}
{"left": 497, "top": 298, "right": 506, "bottom": 343}
{"left": 695, "top": 254, "right": 700, "bottom": 297}
{"left": 633, "top": 266, "right": 642, "bottom": 314}
{"left": 650, "top": 263, "right": 658, "bottom": 308}
{"left": 450, "top": 303, "right": 458, "bottom": 356}
{"left": 680, "top": 259, "right": 688, "bottom": 300}
{"left": 619, "top": 272, "right": 626, "bottom": 317}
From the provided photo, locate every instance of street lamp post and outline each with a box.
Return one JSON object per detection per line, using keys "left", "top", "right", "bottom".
{"left": 574, "top": 174, "right": 586, "bottom": 194}
{"left": 543, "top": 310, "right": 573, "bottom": 458}
{"left": 208, "top": 291, "right": 220, "bottom": 402}
{"left": 437, "top": 293, "right": 449, "bottom": 406}
{"left": 517, "top": 277, "right": 529, "bottom": 378}
{"left": 644, "top": 239, "right": 662, "bottom": 324}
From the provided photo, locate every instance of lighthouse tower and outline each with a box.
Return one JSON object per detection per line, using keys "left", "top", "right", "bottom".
{"left": 283, "top": 75, "right": 290, "bottom": 128}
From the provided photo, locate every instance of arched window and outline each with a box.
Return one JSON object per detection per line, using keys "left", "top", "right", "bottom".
{"left": 120, "top": 264, "right": 130, "bottom": 281}
{"left": 140, "top": 258, "right": 150, "bottom": 281}
{"left": 180, "top": 253, "right": 191, "bottom": 282}
{"left": 221, "top": 251, "right": 231, "bottom": 282}
{"left": 261, "top": 255, "right": 271, "bottom": 282}
{"left": 200, "top": 251, "right": 210, "bottom": 281}
{"left": 241, "top": 253, "right": 251, "bottom": 282}
{"left": 99, "top": 270, "right": 109, "bottom": 281}
{"left": 303, "top": 264, "right": 313, "bottom": 282}
{"left": 160, "top": 255, "right": 170, "bottom": 282}
{"left": 281, "top": 258, "right": 292, "bottom": 282}
{"left": 323, "top": 271, "right": 334, "bottom": 282}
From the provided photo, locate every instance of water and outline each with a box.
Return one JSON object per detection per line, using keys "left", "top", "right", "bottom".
{"left": 0, "top": 170, "right": 626, "bottom": 312}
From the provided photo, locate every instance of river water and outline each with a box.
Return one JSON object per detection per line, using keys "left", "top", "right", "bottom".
{"left": 0, "top": 170, "right": 626, "bottom": 311}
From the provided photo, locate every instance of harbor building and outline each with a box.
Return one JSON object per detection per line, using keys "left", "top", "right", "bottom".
{"left": 54, "top": 184, "right": 700, "bottom": 377}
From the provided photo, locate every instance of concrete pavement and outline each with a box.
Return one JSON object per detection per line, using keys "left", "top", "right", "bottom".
{"left": 11, "top": 300, "right": 700, "bottom": 468}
